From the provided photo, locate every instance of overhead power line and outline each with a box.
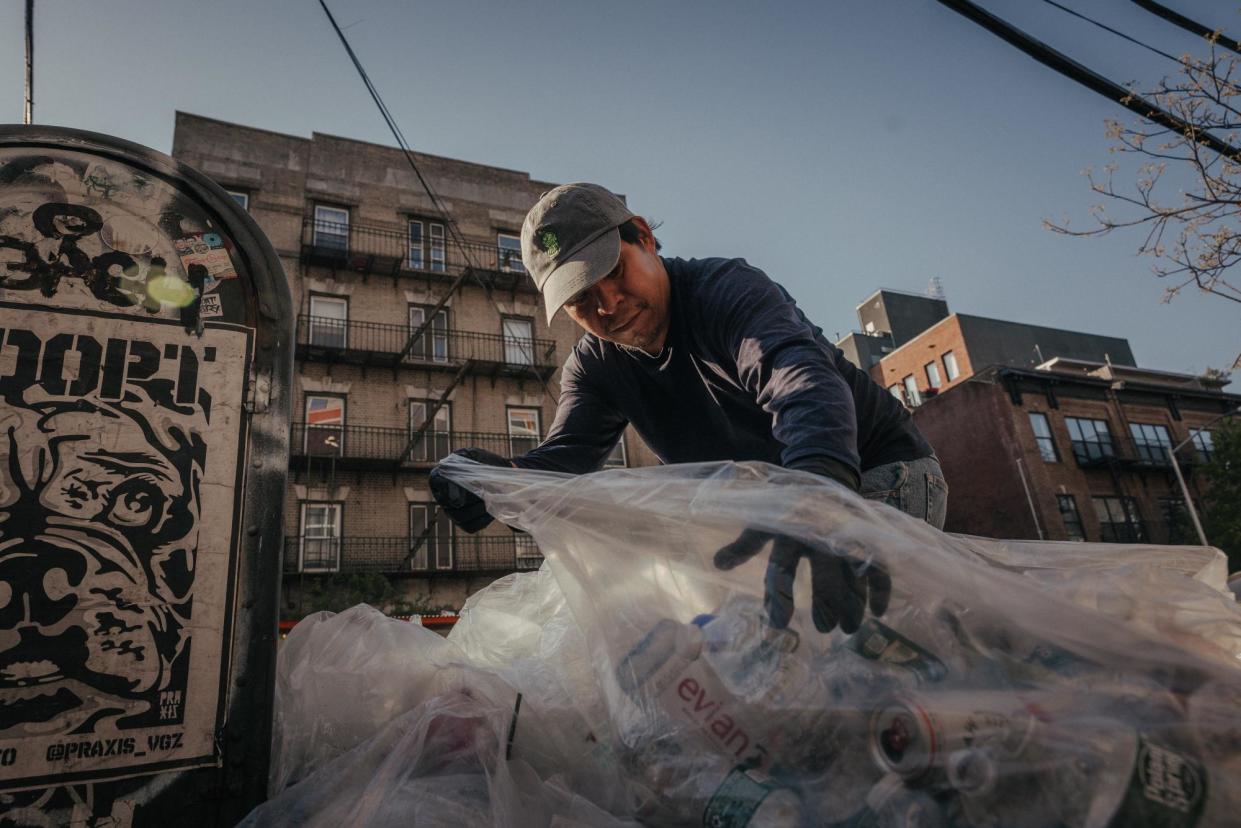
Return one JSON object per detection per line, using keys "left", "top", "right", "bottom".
{"left": 1039, "top": 0, "right": 1181, "bottom": 65}
{"left": 316, "top": 0, "right": 560, "bottom": 402}
{"left": 935, "top": 0, "right": 1241, "bottom": 160}
{"left": 1130, "top": 0, "right": 1241, "bottom": 56}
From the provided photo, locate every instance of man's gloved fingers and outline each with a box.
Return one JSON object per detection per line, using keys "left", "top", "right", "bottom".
{"left": 713, "top": 528, "right": 773, "bottom": 571}
{"left": 810, "top": 554, "right": 864, "bottom": 635}
{"left": 865, "top": 562, "right": 893, "bottom": 617}
{"left": 763, "top": 542, "right": 801, "bottom": 629}
{"left": 455, "top": 503, "right": 494, "bottom": 534}
{"left": 455, "top": 446, "right": 511, "bottom": 467}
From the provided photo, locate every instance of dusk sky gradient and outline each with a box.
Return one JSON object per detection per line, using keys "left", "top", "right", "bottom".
{"left": 2, "top": 0, "right": 1237, "bottom": 374}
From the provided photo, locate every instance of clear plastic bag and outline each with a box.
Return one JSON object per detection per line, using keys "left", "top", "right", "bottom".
{"left": 248, "top": 459, "right": 1241, "bottom": 826}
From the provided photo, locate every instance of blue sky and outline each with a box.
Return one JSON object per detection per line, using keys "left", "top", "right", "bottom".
{"left": 1, "top": 0, "right": 1237, "bottom": 374}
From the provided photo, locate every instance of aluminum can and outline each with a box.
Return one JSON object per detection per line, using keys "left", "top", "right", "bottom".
{"left": 869, "top": 691, "right": 1040, "bottom": 781}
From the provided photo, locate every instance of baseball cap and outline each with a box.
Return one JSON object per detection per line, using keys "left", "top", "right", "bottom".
{"left": 521, "top": 183, "right": 635, "bottom": 323}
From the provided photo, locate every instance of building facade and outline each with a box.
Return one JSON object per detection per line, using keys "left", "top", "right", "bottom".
{"left": 171, "top": 112, "right": 658, "bottom": 617}
{"left": 912, "top": 362, "right": 1236, "bottom": 543}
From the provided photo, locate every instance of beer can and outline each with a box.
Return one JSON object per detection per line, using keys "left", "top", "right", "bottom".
{"left": 868, "top": 691, "right": 1039, "bottom": 781}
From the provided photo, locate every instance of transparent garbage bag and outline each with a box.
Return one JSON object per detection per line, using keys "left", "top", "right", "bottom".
{"left": 250, "top": 459, "right": 1241, "bottom": 827}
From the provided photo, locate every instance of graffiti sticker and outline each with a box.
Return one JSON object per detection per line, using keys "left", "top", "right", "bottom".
{"left": 0, "top": 305, "right": 251, "bottom": 789}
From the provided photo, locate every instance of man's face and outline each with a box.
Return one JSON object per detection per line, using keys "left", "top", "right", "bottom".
{"left": 562, "top": 223, "right": 670, "bottom": 354}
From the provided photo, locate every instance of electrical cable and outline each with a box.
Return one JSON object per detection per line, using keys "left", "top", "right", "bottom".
{"left": 1130, "top": 0, "right": 1241, "bottom": 56}
{"left": 317, "top": 0, "right": 561, "bottom": 407}
{"left": 1038, "top": 0, "right": 1182, "bottom": 65}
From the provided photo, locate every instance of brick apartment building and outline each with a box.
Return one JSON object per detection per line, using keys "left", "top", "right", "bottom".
{"left": 170, "top": 113, "right": 657, "bottom": 616}
{"left": 837, "top": 288, "right": 1135, "bottom": 404}
{"left": 835, "top": 287, "right": 1236, "bottom": 544}
{"left": 912, "top": 360, "right": 1237, "bottom": 543}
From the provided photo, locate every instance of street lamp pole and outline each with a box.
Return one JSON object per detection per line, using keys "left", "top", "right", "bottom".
{"left": 1165, "top": 404, "right": 1241, "bottom": 547}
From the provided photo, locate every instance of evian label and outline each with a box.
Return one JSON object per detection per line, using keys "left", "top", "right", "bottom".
{"left": 659, "top": 659, "right": 773, "bottom": 771}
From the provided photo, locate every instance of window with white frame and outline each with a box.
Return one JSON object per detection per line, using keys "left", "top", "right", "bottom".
{"left": 887, "top": 384, "right": 905, "bottom": 403}
{"left": 1028, "top": 412, "right": 1058, "bottom": 462}
{"left": 603, "top": 435, "right": 628, "bottom": 468}
{"left": 409, "top": 503, "right": 453, "bottom": 570}
{"left": 925, "top": 361, "right": 942, "bottom": 389}
{"left": 408, "top": 305, "right": 449, "bottom": 363}
{"left": 408, "top": 400, "right": 452, "bottom": 462}
{"left": 942, "top": 350, "right": 960, "bottom": 381}
{"left": 507, "top": 407, "right": 541, "bottom": 456}
{"left": 497, "top": 233, "right": 524, "bottom": 273}
{"left": 430, "top": 223, "right": 445, "bottom": 272}
{"left": 502, "top": 317, "right": 535, "bottom": 366}
{"left": 226, "top": 189, "right": 249, "bottom": 210}
{"left": 408, "top": 219, "right": 445, "bottom": 271}
{"left": 305, "top": 394, "right": 346, "bottom": 457}
{"left": 1129, "top": 422, "right": 1173, "bottom": 465}
{"left": 902, "top": 375, "right": 921, "bottom": 407}
{"left": 308, "top": 295, "right": 348, "bottom": 348}
{"left": 300, "top": 502, "right": 341, "bottom": 572}
{"left": 313, "top": 205, "right": 349, "bottom": 251}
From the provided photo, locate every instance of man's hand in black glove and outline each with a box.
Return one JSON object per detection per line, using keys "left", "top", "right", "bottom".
{"left": 712, "top": 456, "right": 888, "bottom": 634}
{"left": 713, "top": 531, "right": 891, "bottom": 634}
{"left": 428, "top": 447, "right": 513, "bottom": 533}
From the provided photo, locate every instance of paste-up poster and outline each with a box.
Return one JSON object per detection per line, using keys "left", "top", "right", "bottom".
{"left": 0, "top": 149, "right": 252, "bottom": 791}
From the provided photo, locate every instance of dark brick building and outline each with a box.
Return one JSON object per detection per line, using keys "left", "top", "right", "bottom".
{"left": 912, "top": 361, "right": 1237, "bottom": 543}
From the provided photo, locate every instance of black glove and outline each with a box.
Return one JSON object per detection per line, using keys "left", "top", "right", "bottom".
{"left": 713, "top": 532, "right": 891, "bottom": 635}
{"left": 429, "top": 447, "right": 512, "bottom": 533}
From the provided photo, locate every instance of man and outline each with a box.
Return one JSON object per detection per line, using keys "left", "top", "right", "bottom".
{"left": 430, "top": 183, "right": 945, "bottom": 634}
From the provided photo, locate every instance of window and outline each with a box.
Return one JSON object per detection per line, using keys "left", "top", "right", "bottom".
{"left": 1028, "top": 412, "right": 1058, "bottom": 462}
{"left": 502, "top": 317, "right": 535, "bottom": 366}
{"left": 408, "top": 400, "right": 451, "bottom": 462}
{"left": 1129, "top": 422, "right": 1172, "bottom": 465}
{"left": 313, "top": 205, "right": 349, "bottom": 251}
{"left": 603, "top": 435, "right": 628, "bottom": 468}
{"left": 497, "top": 233, "right": 524, "bottom": 273}
{"left": 508, "top": 407, "right": 541, "bottom": 456}
{"left": 410, "top": 503, "right": 453, "bottom": 570}
{"left": 430, "top": 222, "right": 445, "bottom": 272}
{"left": 887, "top": 384, "right": 905, "bottom": 403}
{"left": 1190, "top": 429, "right": 1215, "bottom": 463}
{"left": 925, "top": 361, "right": 942, "bottom": 389}
{"left": 514, "top": 531, "right": 543, "bottom": 568}
{"left": 1092, "top": 495, "right": 1147, "bottom": 543}
{"left": 1065, "top": 417, "right": 1115, "bottom": 465}
{"left": 225, "top": 189, "right": 249, "bottom": 210}
{"left": 305, "top": 395, "right": 345, "bottom": 456}
{"left": 299, "top": 503, "right": 341, "bottom": 572}
{"left": 942, "top": 351, "right": 960, "bottom": 381}
{"left": 902, "top": 375, "right": 921, "bottom": 407}
{"left": 408, "top": 219, "right": 445, "bottom": 271}
{"left": 308, "top": 295, "right": 348, "bottom": 348}
{"left": 1160, "top": 497, "right": 1193, "bottom": 545}
{"left": 408, "top": 305, "right": 449, "bottom": 363}
{"left": 1057, "top": 495, "right": 1085, "bottom": 541}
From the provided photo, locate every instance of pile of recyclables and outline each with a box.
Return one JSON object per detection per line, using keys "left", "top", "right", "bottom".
{"left": 242, "top": 459, "right": 1241, "bottom": 827}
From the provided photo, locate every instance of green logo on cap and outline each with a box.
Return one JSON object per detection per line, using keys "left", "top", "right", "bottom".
{"left": 539, "top": 230, "right": 560, "bottom": 257}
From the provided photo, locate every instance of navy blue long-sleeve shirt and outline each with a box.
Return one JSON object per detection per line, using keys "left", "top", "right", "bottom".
{"left": 515, "top": 256, "right": 932, "bottom": 477}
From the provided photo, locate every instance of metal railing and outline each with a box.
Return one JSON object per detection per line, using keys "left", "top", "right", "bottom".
{"left": 289, "top": 426, "right": 535, "bottom": 464}
{"left": 301, "top": 218, "right": 534, "bottom": 286}
{"left": 295, "top": 315, "right": 556, "bottom": 370}
{"left": 283, "top": 534, "right": 544, "bottom": 575}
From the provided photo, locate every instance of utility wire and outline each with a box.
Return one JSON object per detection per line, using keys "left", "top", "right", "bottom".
{"left": 936, "top": 0, "right": 1241, "bottom": 160}
{"left": 1130, "top": 0, "right": 1241, "bottom": 56}
{"left": 316, "top": 0, "right": 560, "bottom": 405}
{"left": 1039, "top": 0, "right": 1182, "bottom": 65}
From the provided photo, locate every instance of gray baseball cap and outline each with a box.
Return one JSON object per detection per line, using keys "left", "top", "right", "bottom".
{"left": 521, "top": 183, "right": 635, "bottom": 323}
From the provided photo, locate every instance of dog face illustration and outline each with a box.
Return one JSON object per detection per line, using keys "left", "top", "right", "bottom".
{"left": 0, "top": 396, "right": 204, "bottom": 737}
